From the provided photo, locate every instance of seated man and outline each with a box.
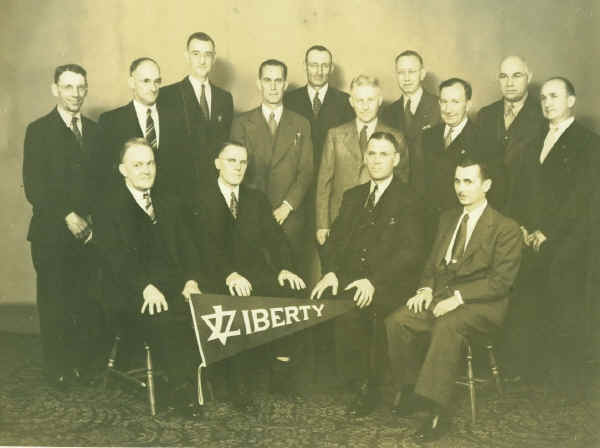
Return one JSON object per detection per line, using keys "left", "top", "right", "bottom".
{"left": 311, "top": 132, "right": 425, "bottom": 416}
{"left": 95, "top": 138, "right": 205, "bottom": 418}
{"left": 189, "top": 141, "right": 306, "bottom": 410}
{"left": 384, "top": 156, "right": 522, "bottom": 442}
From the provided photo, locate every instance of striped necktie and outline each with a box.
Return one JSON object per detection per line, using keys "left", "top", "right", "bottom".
{"left": 145, "top": 108, "right": 157, "bottom": 151}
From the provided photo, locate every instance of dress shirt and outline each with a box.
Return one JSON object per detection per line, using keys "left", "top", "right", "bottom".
{"left": 443, "top": 117, "right": 468, "bottom": 147}
{"left": 125, "top": 182, "right": 153, "bottom": 216}
{"left": 539, "top": 116, "right": 575, "bottom": 164}
{"left": 261, "top": 104, "right": 284, "bottom": 125}
{"left": 356, "top": 117, "right": 378, "bottom": 140}
{"left": 308, "top": 83, "right": 328, "bottom": 109}
{"left": 368, "top": 175, "right": 393, "bottom": 206}
{"left": 57, "top": 106, "right": 82, "bottom": 134}
{"left": 444, "top": 199, "right": 488, "bottom": 264}
{"left": 503, "top": 92, "right": 527, "bottom": 118}
{"left": 217, "top": 177, "right": 240, "bottom": 205}
{"left": 403, "top": 87, "right": 423, "bottom": 115}
{"left": 188, "top": 75, "right": 212, "bottom": 117}
{"left": 133, "top": 100, "right": 160, "bottom": 147}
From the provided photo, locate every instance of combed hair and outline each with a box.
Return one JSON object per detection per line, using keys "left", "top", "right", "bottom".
{"left": 216, "top": 140, "right": 247, "bottom": 157}
{"left": 394, "top": 50, "right": 424, "bottom": 67}
{"left": 439, "top": 77, "right": 472, "bottom": 100}
{"left": 54, "top": 64, "right": 87, "bottom": 83}
{"left": 456, "top": 154, "right": 490, "bottom": 180}
{"left": 349, "top": 74, "right": 380, "bottom": 91}
{"left": 186, "top": 32, "right": 215, "bottom": 50}
{"left": 368, "top": 132, "right": 400, "bottom": 153}
{"left": 545, "top": 76, "right": 576, "bottom": 96}
{"left": 258, "top": 59, "right": 288, "bottom": 80}
{"left": 119, "top": 137, "right": 153, "bottom": 163}
{"left": 129, "top": 57, "right": 158, "bottom": 75}
{"left": 305, "top": 45, "right": 332, "bottom": 63}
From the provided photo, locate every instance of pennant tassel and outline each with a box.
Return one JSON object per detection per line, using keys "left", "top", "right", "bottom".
{"left": 188, "top": 299, "right": 208, "bottom": 406}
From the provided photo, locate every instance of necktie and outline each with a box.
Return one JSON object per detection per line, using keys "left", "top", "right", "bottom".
{"left": 229, "top": 191, "right": 238, "bottom": 219}
{"left": 145, "top": 108, "right": 158, "bottom": 151}
{"left": 312, "top": 92, "right": 322, "bottom": 116}
{"left": 359, "top": 125, "right": 368, "bottom": 154}
{"left": 504, "top": 103, "right": 516, "bottom": 129}
{"left": 199, "top": 84, "right": 210, "bottom": 120}
{"left": 71, "top": 116, "right": 83, "bottom": 147}
{"left": 443, "top": 126, "right": 454, "bottom": 148}
{"left": 365, "top": 184, "right": 378, "bottom": 211}
{"left": 450, "top": 214, "right": 469, "bottom": 262}
{"left": 268, "top": 112, "right": 278, "bottom": 136}
{"left": 539, "top": 126, "right": 561, "bottom": 164}
{"left": 142, "top": 191, "right": 157, "bottom": 223}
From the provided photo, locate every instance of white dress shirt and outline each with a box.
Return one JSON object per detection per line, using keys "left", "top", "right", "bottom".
{"left": 218, "top": 177, "right": 240, "bottom": 205}
{"left": 443, "top": 117, "right": 468, "bottom": 147}
{"left": 444, "top": 199, "right": 488, "bottom": 265}
{"left": 126, "top": 182, "right": 153, "bottom": 217}
{"left": 133, "top": 100, "right": 160, "bottom": 147}
{"left": 403, "top": 87, "right": 423, "bottom": 115}
{"left": 308, "top": 83, "right": 328, "bottom": 109}
{"left": 57, "top": 106, "right": 82, "bottom": 134}
{"left": 356, "top": 117, "right": 378, "bottom": 140}
{"left": 188, "top": 75, "right": 212, "bottom": 118}
{"left": 539, "top": 116, "right": 574, "bottom": 164}
{"left": 261, "top": 103, "right": 284, "bottom": 125}
{"left": 368, "top": 175, "right": 394, "bottom": 207}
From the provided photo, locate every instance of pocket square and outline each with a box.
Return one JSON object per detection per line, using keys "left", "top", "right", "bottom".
{"left": 388, "top": 217, "right": 397, "bottom": 225}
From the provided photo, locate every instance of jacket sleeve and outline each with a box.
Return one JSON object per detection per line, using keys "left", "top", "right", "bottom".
{"left": 315, "top": 128, "right": 336, "bottom": 229}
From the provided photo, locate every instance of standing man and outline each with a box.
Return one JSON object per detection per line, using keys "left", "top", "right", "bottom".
{"left": 381, "top": 50, "right": 441, "bottom": 195}
{"left": 315, "top": 75, "right": 408, "bottom": 247}
{"left": 231, "top": 59, "right": 313, "bottom": 273}
{"left": 98, "top": 58, "right": 190, "bottom": 196}
{"left": 160, "top": 32, "right": 233, "bottom": 188}
{"left": 311, "top": 132, "right": 424, "bottom": 416}
{"left": 477, "top": 56, "right": 545, "bottom": 210}
{"left": 23, "top": 64, "right": 102, "bottom": 389}
{"left": 385, "top": 157, "right": 522, "bottom": 442}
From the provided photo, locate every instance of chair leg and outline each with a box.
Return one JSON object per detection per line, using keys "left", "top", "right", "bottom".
{"left": 466, "top": 343, "right": 476, "bottom": 425}
{"left": 145, "top": 342, "right": 157, "bottom": 416}
{"left": 486, "top": 344, "right": 503, "bottom": 395}
{"left": 104, "top": 335, "right": 121, "bottom": 389}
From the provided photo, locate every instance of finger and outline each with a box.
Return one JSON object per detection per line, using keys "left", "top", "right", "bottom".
{"left": 310, "top": 287, "right": 318, "bottom": 300}
{"left": 278, "top": 275, "right": 285, "bottom": 287}
{"left": 141, "top": 301, "right": 147, "bottom": 315}
{"left": 149, "top": 302, "right": 155, "bottom": 316}
{"left": 163, "top": 300, "right": 168, "bottom": 311}
{"left": 233, "top": 284, "right": 242, "bottom": 296}
{"left": 416, "top": 298, "right": 422, "bottom": 313}
{"left": 332, "top": 282, "right": 338, "bottom": 296}
{"left": 228, "top": 284, "right": 236, "bottom": 296}
{"left": 242, "top": 284, "right": 250, "bottom": 296}
{"left": 364, "top": 295, "right": 373, "bottom": 307}
{"left": 315, "top": 286, "right": 324, "bottom": 300}
{"left": 297, "top": 277, "right": 306, "bottom": 289}
{"left": 353, "top": 288, "right": 360, "bottom": 303}
{"left": 345, "top": 281, "right": 357, "bottom": 291}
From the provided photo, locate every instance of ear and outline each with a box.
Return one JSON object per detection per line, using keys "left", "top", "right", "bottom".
{"left": 256, "top": 78, "right": 262, "bottom": 93}
{"left": 118, "top": 163, "right": 126, "bottom": 178}
{"left": 527, "top": 71, "right": 533, "bottom": 84}
{"left": 376, "top": 94, "right": 383, "bottom": 107}
{"left": 568, "top": 95, "right": 576, "bottom": 108}
{"left": 214, "top": 158, "right": 222, "bottom": 171}
{"left": 393, "top": 152, "right": 400, "bottom": 167}
{"left": 466, "top": 99, "right": 472, "bottom": 113}
{"left": 51, "top": 83, "right": 59, "bottom": 98}
{"left": 282, "top": 80, "right": 289, "bottom": 91}
{"left": 127, "top": 76, "right": 135, "bottom": 90}
{"left": 184, "top": 49, "right": 190, "bottom": 64}
{"left": 483, "top": 178, "right": 492, "bottom": 193}
{"left": 348, "top": 95, "right": 354, "bottom": 109}
{"left": 420, "top": 68, "right": 427, "bottom": 81}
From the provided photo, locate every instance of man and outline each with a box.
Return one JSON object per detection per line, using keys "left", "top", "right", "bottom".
{"left": 23, "top": 64, "right": 102, "bottom": 390}
{"left": 190, "top": 142, "right": 306, "bottom": 410}
{"left": 231, "top": 59, "right": 313, "bottom": 272}
{"left": 508, "top": 78, "right": 597, "bottom": 393}
{"left": 385, "top": 157, "right": 522, "bottom": 442}
{"left": 159, "top": 32, "right": 233, "bottom": 188}
{"left": 98, "top": 58, "right": 190, "bottom": 196}
{"left": 381, "top": 50, "right": 441, "bottom": 194}
{"left": 421, "top": 78, "right": 478, "bottom": 246}
{"left": 94, "top": 138, "right": 204, "bottom": 418}
{"left": 315, "top": 75, "right": 408, "bottom": 246}
{"left": 477, "top": 56, "right": 545, "bottom": 210}
{"left": 311, "top": 132, "right": 424, "bottom": 416}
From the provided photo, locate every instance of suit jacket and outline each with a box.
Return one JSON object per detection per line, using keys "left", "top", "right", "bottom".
{"left": 97, "top": 101, "right": 192, "bottom": 197}
{"left": 322, "top": 177, "right": 425, "bottom": 314}
{"left": 284, "top": 85, "right": 355, "bottom": 170}
{"left": 23, "top": 107, "right": 101, "bottom": 246}
{"left": 421, "top": 205, "right": 522, "bottom": 323}
{"left": 315, "top": 120, "right": 409, "bottom": 230}
{"left": 95, "top": 183, "right": 202, "bottom": 311}
{"left": 189, "top": 180, "right": 294, "bottom": 292}
{"left": 230, "top": 107, "right": 313, "bottom": 249}
{"left": 159, "top": 77, "right": 233, "bottom": 187}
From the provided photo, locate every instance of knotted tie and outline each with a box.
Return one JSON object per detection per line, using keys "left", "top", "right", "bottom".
{"left": 450, "top": 213, "right": 469, "bottom": 262}
{"left": 145, "top": 108, "right": 158, "bottom": 151}
{"left": 199, "top": 84, "right": 210, "bottom": 120}
{"left": 71, "top": 116, "right": 83, "bottom": 147}
{"left": 142, "top": 191, "right": 157, "bottom": 224}
{"left": 359, "top": 125, "right": 368, "bottom": 154}
{"left": 443, "top": 126, "right": 454, "bottom": 148}
{"left": 268, "top": 112, "right": 278, "bottom": 136}
{"left": 404, "top": 97, "right": 414, "bottom": 129}
{"left": 365, "top": 184, "right": 378, "bottom": 211}
{"left": 312, "top": 92, "right": 322, "bottom": 116}
{"left": 229, "top": 191, "right": 238, "bottom": 219}
{"left": 504, "top": 102, "right": 516, "bottom": 129}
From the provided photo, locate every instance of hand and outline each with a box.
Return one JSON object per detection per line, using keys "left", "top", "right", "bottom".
{"left": 141, "top": 284, "right": 168, "bottom": 315}
{"left": 528, "top": 230, "right": 547, "bottom": 252}
{"left": 273, "top": 203, "right": 292, "bottom": 225}
{"left": 226, "top": 272, "right": 253, "bottom": 296}
{"left": 278, "top": 269, "right": 306, "bottom": 290}
{"left": 520, "top": 226, "right": 530, "bottom": 247}
{"left": 65, "top": 212, "right": 90, "bottom": 240}
{"left": 310, "top": 272, "right": 338, "bottom": 300}
{"left": 345, "top": 278, "right": 375, "bottom": 309}
{"left": 181, "top": 280, "right": 202, "bottom": 301}
{"left": 432, "top": 295, "right": 461, "bottom": 318}
{"left": 316, "top": 229, "right": 330, "bottom": 245}
{"left": 406, "top": 288, "right": 433, "bottom": 313}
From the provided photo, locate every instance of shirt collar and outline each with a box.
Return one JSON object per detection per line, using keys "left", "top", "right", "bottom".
{"left": 403, "top": 87, "right": 423, "bottom": 109}
{"left": 356, "top": 117, "right": 378, "bottom": 135}
{"left": 188, "top": 75, "right": 210, "bottom": 91}
{"left": 461, "top": 199, "right": 488, "bottom": 222}
{"left": 307, "top": 83, "right": 329, "bottom": 103}
{"left": 370, "top": 175, "right": 393, "bottom": 196}
{"left": 445, "top": 117, "right": 468, "bottom": 137}
{"left": 125, "top": 181, "right": 150, "bottom": 209}
{"left": 218, "top": 177, "right": 239, "bottom": 201}
{"left": 57, "top": 106, "right": 82, "bottom": 128}
{"left": 504, "top": 92, "right": 528, "bottom": 115}
{"left": 262, "top": 104, "right": 284, "bottom": 123}
{"left": 133, "top": 99, "right": 157, "bottom": 115}
{"left": 549, "top": 116, "right": 574, "bottom": 133}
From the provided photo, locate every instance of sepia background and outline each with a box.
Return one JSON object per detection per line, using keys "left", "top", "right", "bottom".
{"left": 1, "top": 0, "right": 598, "bottom": 325}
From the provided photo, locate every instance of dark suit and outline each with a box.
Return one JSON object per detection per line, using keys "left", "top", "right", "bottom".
{"left": 385, "top": 205, "right": 522, "bottom": 408}
{"left": 23, "top": 107, "right": 102, "bottom": 379}
{"left": 477, "top": 95, "right": 545, "bottom": 210}
{"left": 159, "top": 77, "right": 233, "bottom": 188}
{"left": 321, "top": 177, "right": 425, "bottom": 383}
{"left": 94, "top": 183, "right": 202, "bottom": 388}
{"left": 381, "top": 90, "right": 441, "bottom": 194}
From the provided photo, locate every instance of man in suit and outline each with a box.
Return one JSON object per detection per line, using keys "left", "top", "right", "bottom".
{"left": 95, "top": 138, "right": 204, "bottom": 418}
{"left": 421, "top": 78, "right": 478, "bottom": 247}
{"left": 190, "top": 141, "right": 306, "bottom": 410}
{"left": 508, "top": 78, "right": 597, "bottom": 393}
{"left": 315, "top": 75, "right": 409, "bottom": 247}
{"left": 477, "top": 56, "right": 545, "bottom": 210}
{"left": 311, "top": 132, "right": 425, "bottom": 416}
{"left": 23, "top": 64, "right": 102, "bottom": 390}
{"left": 159, "top": 32, "right": 233, "bottom": 189}
{"left": 231, "top": 59, "right": 313, "bottom": 275}
{"left": 98, "top": 58, "right": 191, "bottom": 197}
{"left": 385, "top": 156, "right": 522, "bottom": 442}
{"left": 381, "top": 50, "right": 441, "bottom": 195}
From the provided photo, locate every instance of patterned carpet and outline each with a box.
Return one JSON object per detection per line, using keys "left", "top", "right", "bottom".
{"left": 1, "top": 332, "right": 599, "bottom": 447}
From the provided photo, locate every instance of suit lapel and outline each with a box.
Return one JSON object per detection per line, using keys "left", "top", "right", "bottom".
{"left": 126, "top": 101, "right": 145, "bottom": 137}
{"left": 460, "top": 206, "right": 493, "bottom": 265}
{"left": 342, "top": 122, "right": 363, "bottom": 163}
{"left": 436, "top": 209, "right": 462, "bottom": 265}
{"left": 542, "top": 121, "right": 575, "bottom": 166}
{"left": 248, "top": 108, "right": 275, "bottom": 169}
{"left": 271, "top": 109, "right": 297, "bottom": 169}
{"left": 301, "top": 86, "right": 314, "bottom": 117}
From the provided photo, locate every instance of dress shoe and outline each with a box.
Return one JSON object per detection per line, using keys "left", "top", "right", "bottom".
{"left": 346, "top": 382, "right": 377, "bottom": 417}
{"left": 391, "top": 391, "right": 425, "bottom": 417}
{"left": 414, "top": 414, "right": 450, "bottom": 442}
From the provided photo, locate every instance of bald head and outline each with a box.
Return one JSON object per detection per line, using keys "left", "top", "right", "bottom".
{"left": 498, "top": 56, "right": 532, "bottom": 102}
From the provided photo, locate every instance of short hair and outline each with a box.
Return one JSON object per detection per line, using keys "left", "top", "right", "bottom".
{"left": 305, "top": 45, "right": 333, "bottom": 63}
{"left": 186, "top": 32, "right": 215, "bottom": 50}
{"left": 258, "top": 59, "right": 288, "bottom": 80}
{"left": 394, "top": 50, "right": 424, "bottom": 67}
{"left": 456, "top": 154, "right": 490, "bottom": 180}
{"left": 119, "top": 137, "right": 153, "bottom": 163}
{"left": 439, "top": 77, "right": 472, "bottom": 100}
{"left": 545, "top": 76, "right": 576, "bottom": 96}
{"left": 129, "top": 57, "right": 159, "bottom": 75}
{"left": 368, "top": 132, "right": 400, "bottom": 153}
{"left": 216, "top": 140, "right": 247, "bottom": 158}
{"left": 349, "top": 74, "right": 380, "bottom": 91}
{"left": 54, "top": 64, "right": 87, "bottom": 83}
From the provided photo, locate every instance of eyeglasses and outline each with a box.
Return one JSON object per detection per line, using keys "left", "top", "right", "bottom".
{"left": 219, "top": 157, "right": 248, "bottom": 166}
{"left": 307, "top": 63, "right": 331, "bottom": 71}
{"left": 57, "top": 84, "right": 88, "bottom": 94}
{"left": 498, "top": 72, "right": 527, "bottom": 81}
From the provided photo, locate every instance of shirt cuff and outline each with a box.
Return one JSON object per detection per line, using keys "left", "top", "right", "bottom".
{"left": 454, "top": 290, "right": 464, "bottom": 305}
{"left": 283, "top": 200, "right": 294, "bottom": 211}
